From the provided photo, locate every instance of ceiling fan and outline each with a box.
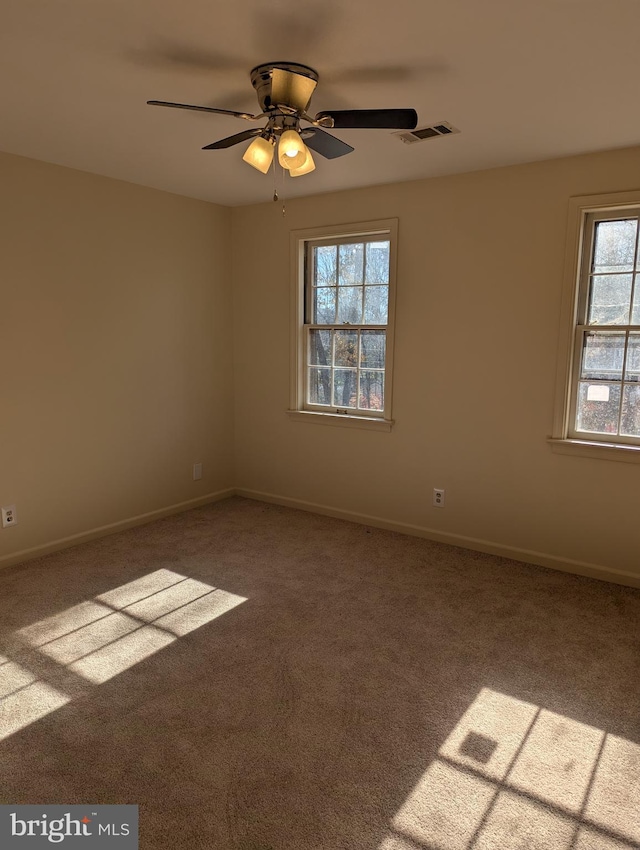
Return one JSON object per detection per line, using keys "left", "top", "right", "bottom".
{"left": 148, "top": 62, "right": 418, "bottom": 177}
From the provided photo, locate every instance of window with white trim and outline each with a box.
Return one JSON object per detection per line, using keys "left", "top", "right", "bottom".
{"left": 557, "top": 198, "right": 640, "bottom": 451}
{"left": 289, "top": 220, "right": 397, "bottom": 427}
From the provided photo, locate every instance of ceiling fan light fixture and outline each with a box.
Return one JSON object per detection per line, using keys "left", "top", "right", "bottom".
{"left": 289, "top": 147, "right": 315, "bottom": 177}
{"left": 149, "top": 61, "right": 421, "bottom": 190}
{"left": 278, "top": 130, "right": 307, "bottom": 170}
{"left": 242, "top": 135, "right": 275, "bottom": 174}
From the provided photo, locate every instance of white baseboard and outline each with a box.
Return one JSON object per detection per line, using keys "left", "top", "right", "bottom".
{"left": 4, "top": 485, "right": 639, "bottom": 590}
{"left": 0, "top": 489, "right": 235, "bottom": 571}
{"left": 235, "top": 488, "right": 640, "bottom": 590}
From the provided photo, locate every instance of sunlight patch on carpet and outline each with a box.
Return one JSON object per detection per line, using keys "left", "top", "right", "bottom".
{"left": 380, "top": 687, "right": 640, "bottom": 850}
{"left": 1, "top": 569, "right": 247, "bottom": 740}
{"left": 507, "top": 709, "right": 604, "bottom": 814}
{"left": 574, "top": 826, "right": 639, "bottom": 850}
{"left": 155, "top": 589, "right": 246, "bottom": 637}
{"left": 584, "top": 734, "right": 640, "bottom": 844}
{"left": 392, "top": 759, "right": 496, "bottom": 849}
{"left": 95, "top": 568, "right": 189, "bottom": 609}
{"left": 70, "top": 625, "right": 177, "bottom": 684}
{"left": 0, "top": 659, "right": 37, "bottom": 700}
{"left": 36, "top": 610, "right": 142, "bottom": 665}
{"left": 0, "top": 674, "right": 69, "bottom": 742}
{"left": 117, "top": 577, "right": 216, "bottom": 623}
{"left": 17, "top": 600, "right": 115, "bottom": 647}
{"left": 473, "top": 789, "right": 574, "bottom": 849}
{"left": 438, "top": 688, "right": 538, "bottom": 782}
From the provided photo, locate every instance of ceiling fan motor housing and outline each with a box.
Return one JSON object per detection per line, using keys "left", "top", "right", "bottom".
{"left": 250, "top": 62, "right": 319, "bottom": 113}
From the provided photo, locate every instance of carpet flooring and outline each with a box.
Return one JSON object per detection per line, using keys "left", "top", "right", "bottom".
{"left": 0, "top": 496, "right": 639, "bottom": 850}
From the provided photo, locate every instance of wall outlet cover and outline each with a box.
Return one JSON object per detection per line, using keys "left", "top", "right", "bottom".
{"left": 1, "top": 505, "right": 18, "bottom": 528}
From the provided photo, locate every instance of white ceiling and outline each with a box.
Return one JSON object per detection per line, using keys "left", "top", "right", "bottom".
{"left": 2, "top": 0, "right": 639, "bottom": 207}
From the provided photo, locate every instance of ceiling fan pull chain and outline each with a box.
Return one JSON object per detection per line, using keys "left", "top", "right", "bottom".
{"left": 281, "top": 163, "right": 286, "bottom": 216}
{"left": 271, "top": 151, "right": 279, "bottom": 203}
{"left": 271, "top": 156, "right": 285, "bottom": 215}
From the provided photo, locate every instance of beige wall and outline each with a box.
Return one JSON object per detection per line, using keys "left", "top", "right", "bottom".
{"left": 0, "top": 152, "right": 234, "bottom": 563}
{"left": 3, "top": 144, "right": 639, "bottom": 582}
{"left": 232, "top": 145, "right": 640, "bottom": 581}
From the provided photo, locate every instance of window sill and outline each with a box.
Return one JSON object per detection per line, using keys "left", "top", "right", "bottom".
{"left": 548, "top": 437, "right": 640, "bottom": 463}
{"left": 286, "top": 410, "right": 394, "bottom": 432}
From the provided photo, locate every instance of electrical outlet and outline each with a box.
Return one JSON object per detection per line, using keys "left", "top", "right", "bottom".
{"left": 1, "top": 505, "right": 17, "bottom": 528}
{"left": 193, "top": 463, "right": 203, "bottom": 481}
{"left": 433, "top": 488, "right": 445, "bottom": 508}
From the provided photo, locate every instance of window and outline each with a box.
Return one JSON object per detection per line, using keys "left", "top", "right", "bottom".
{"left": 289, "top": 220, "right": 397, "bottom": 429}
{"left": 552, "top": 192, "right": 640, "bottom": 459}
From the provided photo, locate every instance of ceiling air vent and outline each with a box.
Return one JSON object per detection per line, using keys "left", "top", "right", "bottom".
{"left": 395, "top": 121, "right": 460, "bottom": 145}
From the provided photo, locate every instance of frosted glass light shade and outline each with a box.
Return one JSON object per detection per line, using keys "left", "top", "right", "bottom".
{"left": 278, "top": 130, "right": 307, "bottom": 169}
{"left": 242, "top": 136, "right": 275, "bottom": 174}
{"left": 289, "top": 147, "right": 315, "bottom": 177}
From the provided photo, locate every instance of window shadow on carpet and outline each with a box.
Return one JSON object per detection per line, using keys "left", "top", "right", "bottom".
{"left": 379, "top": 687, "right": 640, "bottom": 850}
{"left": 0, "top": 569, "right": 246, "bottom": 741}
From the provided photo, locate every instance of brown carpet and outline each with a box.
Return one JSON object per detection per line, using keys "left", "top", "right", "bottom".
{"left": 0, "top": 496, "right": 639, "bottom": 850}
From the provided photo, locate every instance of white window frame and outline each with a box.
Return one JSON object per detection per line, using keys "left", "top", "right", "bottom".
{"left": 288, "top": 219, "right": 398, "bottom": 431}
{"left": 550, "top": 190, "right": 640, "bottom": 462}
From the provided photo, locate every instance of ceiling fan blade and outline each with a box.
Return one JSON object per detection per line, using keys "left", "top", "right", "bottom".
{"left": 315, "top": 109, "right": 418, "bottom": 130}
{"left": 271, "top": 68, "right": 317, "bottom": 112}
{"left": 301, "top": 128, "right": 354, "bottom": 160}
{"left": 147, "top": 101, "right": 257, "bottom": 120}
{"left": 202, "top": 129, "right": 263, "bottom": 150}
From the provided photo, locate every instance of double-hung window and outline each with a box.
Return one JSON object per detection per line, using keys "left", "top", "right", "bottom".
{"left": 289, "top": 220, "right": 397, "bottom": 429}
{"left": 553, "top": 193, "right": 640, "bottom": 457}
